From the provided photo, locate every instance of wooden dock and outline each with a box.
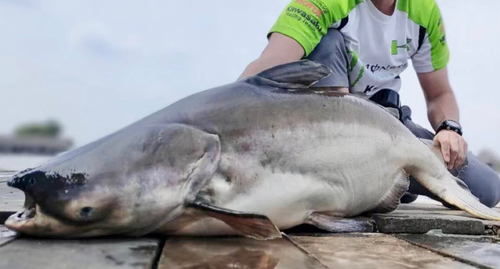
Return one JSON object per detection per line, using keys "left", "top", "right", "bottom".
{"left": 2, "top": 172, "right": 500, "bottom": 269}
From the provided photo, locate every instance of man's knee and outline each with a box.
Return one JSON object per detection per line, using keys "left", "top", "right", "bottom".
{"left": 308, "top": 29, "right": 346, "bottom": 61}
{"left": 306, "top": 29, "right": 349, "bottom": 88}
{"left": 460, "top": 154, "right": 500, "bottom": 208}
{"left": 315, "top": 29, "right": 345, "bottom": 52}
{"left": 474, "top": 171, "right": 500, "bottom": 208}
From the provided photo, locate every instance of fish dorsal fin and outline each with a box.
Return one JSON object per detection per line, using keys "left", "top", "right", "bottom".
{"left": 245, "top": 60, "right": 331, "bottom": 89}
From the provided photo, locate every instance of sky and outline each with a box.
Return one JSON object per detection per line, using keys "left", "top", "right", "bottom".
{"left": 0, "top": 0, "right": 498, "bottom": 157}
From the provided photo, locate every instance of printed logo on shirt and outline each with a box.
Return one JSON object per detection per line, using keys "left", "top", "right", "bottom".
{"left": 438, "top": 18, "right": 445, "bottom": 33}
{"left": 295, "top": 0, "right": 323, "bottom": 17}
{"left": 438, "top": 18, "right": 447, "bottom": 45}
{"left": 285, "top": 7, "right": 323, "bottom": 32}
{"left": 364, "top": 85, "right": 378, "bottom": 94}
{"left": 365, "top": 63, "right": 409, "bottom": 74}
{"left": 307, "top": 0, "right": 329, "bottom": 14}
{"left": 391, "top": 38, "right": 412, "bottom": 55}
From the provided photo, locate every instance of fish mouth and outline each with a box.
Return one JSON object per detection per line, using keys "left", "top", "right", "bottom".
{"left": 13, "top": 207, "right": 36, "bottom": 221}
{"left": 5, "top": 193, "right": 37, "bottom": 232}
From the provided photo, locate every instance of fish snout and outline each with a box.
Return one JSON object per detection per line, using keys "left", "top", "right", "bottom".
{"left": 7, "top": 173, "right": 37, "bottom": 192}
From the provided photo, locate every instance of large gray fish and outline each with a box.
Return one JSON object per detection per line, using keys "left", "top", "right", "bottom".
{"left": 6, "top": 61, "right": 500, "bottom": 240}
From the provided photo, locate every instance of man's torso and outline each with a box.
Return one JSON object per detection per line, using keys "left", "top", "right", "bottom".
{"left": 269, "top": 0, "right": 449, "bottom": 96}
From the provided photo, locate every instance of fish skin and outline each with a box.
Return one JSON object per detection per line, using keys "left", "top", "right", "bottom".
{"left": 6, "top": 60, "right": 500, "bottom": 238}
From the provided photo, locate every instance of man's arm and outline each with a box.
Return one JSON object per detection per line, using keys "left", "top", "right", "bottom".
{"left": 238, "top": 33, "right": 350, "bottom": 94}
{"left": 418, "top": 67, "right": 458, "bottom": 129}
{"left": 418, "top": 67, "right": 468, "bottom": 170}
{"left": 238, "top": 33, "right": 304, "bottom": 80}
{"left": 239, "top": 0, "right": 352, "bottom": 94}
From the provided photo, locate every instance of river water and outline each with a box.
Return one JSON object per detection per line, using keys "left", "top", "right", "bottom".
{"left": 0, "top": 154, "right": 51, "bottom": 172}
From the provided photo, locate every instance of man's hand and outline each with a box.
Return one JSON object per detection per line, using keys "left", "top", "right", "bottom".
{"left": 417, "top": 68, "right": 466, "bottom": 170}
{"left": 434, "top": 130, "right": 468, "bottom": 170}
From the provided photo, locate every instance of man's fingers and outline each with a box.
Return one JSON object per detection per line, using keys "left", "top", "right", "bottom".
{"left": 454, "top": 138, "right": 467, "bottom": 169}
{"left": 440, "top": 139, "right": 451, "bottom": 164}
{"left": 449, "top": 138, "right": 461, "bottom": 169}
{"left": 434, "top": 131, "right": 469, "bottom": 170}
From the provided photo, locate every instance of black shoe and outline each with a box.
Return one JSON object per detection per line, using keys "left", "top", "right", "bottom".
{"left": 400, "top": 192, "right": 419, "bottom": 204}
{"left": 440, "top": 200, "right": 459, "bottom": 210}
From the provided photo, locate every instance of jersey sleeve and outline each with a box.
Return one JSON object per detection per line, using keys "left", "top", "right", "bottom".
{"left": 268, "top": 0, "right": 359, "bottom": 56}
{"left": 411, "top": 3, "right": 450, "bottom": 73}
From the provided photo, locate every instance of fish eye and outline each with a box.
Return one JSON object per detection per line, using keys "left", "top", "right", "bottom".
{"left": 79, "top": 207, "right": 94, "bottom": 219}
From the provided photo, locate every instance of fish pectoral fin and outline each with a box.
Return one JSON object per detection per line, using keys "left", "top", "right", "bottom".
{"left": 368, "top": 171, "right": 410, "bottom": 214}
{"left": 306, "top": 213, "right": 375, "bottom": 233}
{"left": 186, "top": 200, "right": 282, "bottom": 240}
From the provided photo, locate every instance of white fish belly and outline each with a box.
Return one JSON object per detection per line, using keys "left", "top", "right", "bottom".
{"left": 168, "top": 120, "right": 410, "bottom": 236}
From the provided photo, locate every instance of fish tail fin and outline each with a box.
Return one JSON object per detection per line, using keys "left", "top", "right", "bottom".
{"left": 405, "top": 142, "right": 500, "bottom": 221}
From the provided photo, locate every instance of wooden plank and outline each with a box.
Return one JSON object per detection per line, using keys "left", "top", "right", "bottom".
{"left": 393, "top": 203, "right": 500, "bottom": 217}
{"left": 0, "top": 225, "right": 17, "bottom": 247}
{"left": 290, "top": 234, "right": 476, "bottom": 269}
{"left": 0, "top": 237, "right": 161, "bottom": 269}
{"left": 398, "top": 233, "right": 500, "bottom": 269}
{"left": 0, "top": 171, "right": 14, "bottom": 183}
{"left": 0, "top": 181, "right": 24, "bottom": 224}
{"left": 372, "top": 214, "right": 485, "bottom": 235}
{"left": 0, "top": 171, "right": 17, "bottom": 178}
{"left": 0, "top": 172, "right": 25, "bottom": 224}
{"left": 372, "top": 203, "right": 500, "bottom": 235}
{"left": 0, "top": 182, "right": 23, "bottom": 211}
{"left": 158, "top": 237, "right": 327, "bottom": 269}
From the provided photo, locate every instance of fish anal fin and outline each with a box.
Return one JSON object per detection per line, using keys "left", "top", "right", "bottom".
{"left": 187, "top": 201, "right": 282, "bottom": 240}
{"left": 368, "top": 171, "right": 410, "bottom": 214}
{"left": 306, "top": 213, "right": 375, "bottom": 233}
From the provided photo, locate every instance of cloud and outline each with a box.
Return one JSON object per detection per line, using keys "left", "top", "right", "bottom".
{"left": 0, "top": 0, "right": 37, "bottom": 8}
{"left": 68, "top": 22, "right": 142, "bottom": 60}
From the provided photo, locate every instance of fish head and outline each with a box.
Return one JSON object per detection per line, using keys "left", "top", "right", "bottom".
{"left": 5, "top": 124, "right": 221, "bottom": 237}
{"left": 5, "top": 167, "right": 126, "bottom": 237}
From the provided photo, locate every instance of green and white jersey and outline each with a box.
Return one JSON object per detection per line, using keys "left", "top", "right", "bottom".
{"left": 269, "top": 0, "right": 449, "bottom": 95}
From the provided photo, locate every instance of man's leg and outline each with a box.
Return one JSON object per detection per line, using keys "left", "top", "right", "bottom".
{"left": 306, "top": 29, "right": 350, "bottom": 90}
{"left": 401, "top": 106, "right": 500, "bottom": 208}
{"left": 304, "top": 29, "right": 500, "bottom": 208}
